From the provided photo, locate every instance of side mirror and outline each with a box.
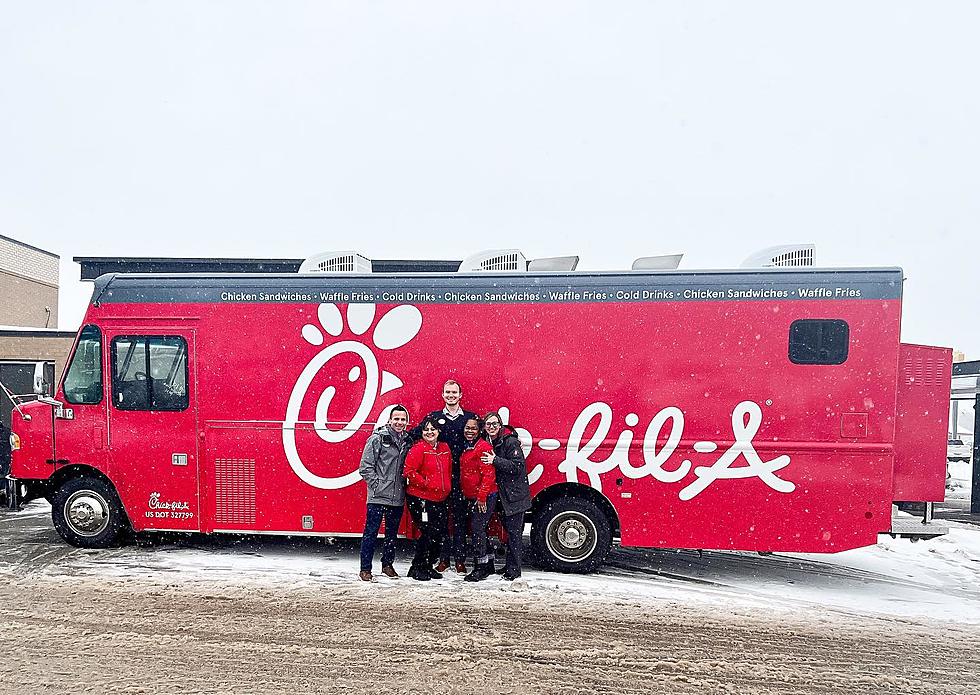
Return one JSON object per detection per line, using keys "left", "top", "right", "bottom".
{"left": 33, "top": 363, "right": 45, "bottom": 395}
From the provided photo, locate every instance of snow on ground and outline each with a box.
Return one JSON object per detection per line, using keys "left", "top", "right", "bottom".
{"left": 9, "top": 500, "right": 980, "bottom": 628}
{"left": 948, "top": 459, "right": 974, "bottom": 493}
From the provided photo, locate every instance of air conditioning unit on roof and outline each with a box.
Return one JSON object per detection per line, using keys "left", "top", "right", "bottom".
{"left": 740, "top": 244, "right": 815, "bottom": 268}
{"left": 458, "top": 249, "right": 528, "bottom": 272}
{"left": 299, "top": 251, "right": 373, "bottom": 274}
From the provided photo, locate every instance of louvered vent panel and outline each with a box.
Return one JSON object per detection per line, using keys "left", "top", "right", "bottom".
{"left": 902, "top": 355, "right": 946, "bottom": 387}
{"left": 214, "top": 458, "right": 256, "bottom": 525}
{"left": 317, "top": 255, "right": 355, "bottom": 272}
{"left": 480, "top": 252, "right": 522, "bottom": 271}
{"left": 771, "top": 248, "right": 814, "bottom": 267}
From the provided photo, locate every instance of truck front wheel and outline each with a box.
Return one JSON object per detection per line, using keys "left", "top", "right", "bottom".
{"left": 531, "top": 497, "right": 612, "bottom": 573}
{"left": 52, "top": 477, "right": 127, "bottom": 548}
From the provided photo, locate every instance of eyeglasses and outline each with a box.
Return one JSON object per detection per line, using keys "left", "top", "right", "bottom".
{"left": 485, "top": 422, "right": 501, "bottom": 428}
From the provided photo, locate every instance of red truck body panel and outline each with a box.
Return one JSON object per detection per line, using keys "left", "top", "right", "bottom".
{"left": 11, "top": 267, "right": 950, "bottom": 553}
{"left": 893, "top": 343, "right": 953, "bottom": 502}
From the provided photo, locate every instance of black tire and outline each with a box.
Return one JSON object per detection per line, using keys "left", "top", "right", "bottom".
{"left": 531, "top": 496, "right": 612, "bottom": 574}
{"left": 51, "top": 476, "right": 128, "bottom": 548}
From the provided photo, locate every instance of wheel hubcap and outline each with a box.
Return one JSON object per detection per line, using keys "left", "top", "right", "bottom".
{"left": 558, "top": 520, "right": 586, "bottom": 549}
{"left": 65, "top": 491, "right": 110, "bottom": 537}
{"left": 545, "top": 511, "right": 598, "bottom": 562}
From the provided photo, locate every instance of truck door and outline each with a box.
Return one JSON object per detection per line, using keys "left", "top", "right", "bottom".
{"left": 106, "top": 329, "right": 200, "bottom": 531}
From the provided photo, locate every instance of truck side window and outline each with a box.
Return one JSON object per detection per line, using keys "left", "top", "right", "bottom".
{"left": 63, "top": 325, "right": 103, "bottom": 405}
{"left": 111, "top": 336, "right": 189, "bottom": 411}
{"left": 789, "top": 319, "right": 849, "bottom": 365}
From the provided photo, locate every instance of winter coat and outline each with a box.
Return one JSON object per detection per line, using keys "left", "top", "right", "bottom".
{"left": 459, "top": 437, "right": 497, "bottom": 504}
{"left": 403, "top": 440, "right": 453, "bottom": 502}
{"left": 408, "top": 408, "right": 477, "bottom": 472}
{"left": 358, "top": 425, "right": 409, "bottom": 506}
{"left": 490, "top": 426, "right": 532, "bottom": 516}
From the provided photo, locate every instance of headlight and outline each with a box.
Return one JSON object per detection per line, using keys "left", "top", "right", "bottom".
{"left": 10, "top": 433, "right": 20, "bottom": 451}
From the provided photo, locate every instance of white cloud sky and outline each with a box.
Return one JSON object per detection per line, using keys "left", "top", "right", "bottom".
{"left": 1, "top": 2, "right": 977, "bottom": 354}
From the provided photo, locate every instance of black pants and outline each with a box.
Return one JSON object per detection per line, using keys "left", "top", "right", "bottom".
{"left": 359, "top": 503, "right": 404, "bottom": 572}
{"left": 469, "top": 493, "right": 498, "bottom": 564}
{"left": 406, "top": 495, "right": 448, "bottom": 568}
{"left": 440, "top": 485, "right": 471, "bottom": 564}
{"left": 502, "top": 510, "right": 525, "bottom": 577}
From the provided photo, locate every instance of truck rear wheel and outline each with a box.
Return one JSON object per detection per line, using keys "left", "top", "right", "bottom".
{"left": 52, "top": 477, "right": 127, "bottom": 548}
{"left": 531, "top": 497, "right": 612, "bottom": 573}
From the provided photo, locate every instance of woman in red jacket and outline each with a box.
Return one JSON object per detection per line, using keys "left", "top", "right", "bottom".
{"left": 459, "top": 416, "right": 498, "bottom": 582}
{"left": 403, "top": 415, "right": 453, "bottom": 581}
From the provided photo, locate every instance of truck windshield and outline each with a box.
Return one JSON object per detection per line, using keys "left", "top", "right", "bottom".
{"left": 63, "top": 325, "right": 103, "bottom": 405}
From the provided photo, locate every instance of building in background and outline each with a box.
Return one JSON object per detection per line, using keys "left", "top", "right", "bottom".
{"left": 1, "top": 234, "right": 60, "bottom": 328}
{"left": 0, "top": 235, "right": 74, "bottom": 429}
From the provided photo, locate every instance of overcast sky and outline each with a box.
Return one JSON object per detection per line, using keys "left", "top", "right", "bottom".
{"left": 1, "top": 3, "right": 977, "bottom": 354}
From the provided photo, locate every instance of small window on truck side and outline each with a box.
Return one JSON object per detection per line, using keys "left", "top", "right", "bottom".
{"left": 63, "top": 325, "right": 103, "bottom": 405}
{"left": 789, "top": 319, "right": 849, "bottom": 365}
{"left": 111, "top": 336, "right": 189, "bottom": 411}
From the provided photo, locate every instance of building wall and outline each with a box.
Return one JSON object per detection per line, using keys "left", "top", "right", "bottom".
{"left": 0, "top": 335, "right": 75, "bottom": 384}
{"left": 0, "top": 272, "right": 59, "bottom": 327}
{"left": 0, "top": 235, "right": 60, "bottom": 328}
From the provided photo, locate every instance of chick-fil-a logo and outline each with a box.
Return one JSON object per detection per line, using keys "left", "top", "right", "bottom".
{"left": 282, "top": 302, "right": 795, "bottom": 499}
{"left": 556, "top": 400, "right": 794, "bottom": 499}
{"left": 282, "top": 302, "right": 422, "bottom": 490}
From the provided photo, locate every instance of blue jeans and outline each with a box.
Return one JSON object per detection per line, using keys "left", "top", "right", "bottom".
{"left": 360, "top": 503, "right": 404, "bottom": 572}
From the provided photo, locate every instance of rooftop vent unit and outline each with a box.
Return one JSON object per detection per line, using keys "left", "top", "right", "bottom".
{"left": 740, "top": 244, "right": 815, "bottom": 268}
{"left": 631, "top": 254, "right": 684, "bottom": 271}
{"left": 458, "top": 249, "right": 528, "bottom": 272}
{"left": 299, "top": 251, "right": 373, "bottom": 274}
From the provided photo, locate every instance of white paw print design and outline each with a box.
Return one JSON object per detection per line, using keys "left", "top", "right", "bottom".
{"left": 282, "top": 303, "right": 422, "bottom": 490}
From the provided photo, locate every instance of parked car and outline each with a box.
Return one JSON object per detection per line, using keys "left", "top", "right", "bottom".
{"left": 947, "top": 438, "right": 972, "bottom": 462}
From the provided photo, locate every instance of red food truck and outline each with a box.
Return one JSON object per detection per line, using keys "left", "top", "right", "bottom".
{"left": 8, "top": 266, "right": 951, "bottom": 572}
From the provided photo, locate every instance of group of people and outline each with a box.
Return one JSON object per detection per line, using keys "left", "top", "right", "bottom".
{"left": 357, "top": 380, "right": 532, "bottom": 583}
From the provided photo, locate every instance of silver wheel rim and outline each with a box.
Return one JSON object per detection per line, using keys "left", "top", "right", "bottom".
{"left": 544, "top": 511, "right": 598, "bottom": 563}
{"left": 65, "top": 490, "right": 110, "bottom": 537}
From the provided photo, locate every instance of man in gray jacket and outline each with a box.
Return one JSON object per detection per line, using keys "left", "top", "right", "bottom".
{"left": 358, "top": 405, "right": 411, "bottom": 581}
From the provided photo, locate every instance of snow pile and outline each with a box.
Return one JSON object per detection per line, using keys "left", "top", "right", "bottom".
{"left": 947, "top": 459, "right": 973, "bottom": 493}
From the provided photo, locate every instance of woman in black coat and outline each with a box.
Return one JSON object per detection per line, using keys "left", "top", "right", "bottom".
{"left": 481, "top": 411, "right": 532, "bottom": 580}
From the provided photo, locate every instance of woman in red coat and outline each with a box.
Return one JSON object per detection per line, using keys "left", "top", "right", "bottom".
{"left": 403, "top": 415, "right": 453, "bottom": 581}
{"left": 460, "top": 416, "right": 498, "bottom": 582}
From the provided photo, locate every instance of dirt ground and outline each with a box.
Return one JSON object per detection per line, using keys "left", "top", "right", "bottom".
{"left": 1, "top": 574, "right": 979, "bottom": 694}
{"left": 1, "top": 504, "right": 979, "bottom": 694}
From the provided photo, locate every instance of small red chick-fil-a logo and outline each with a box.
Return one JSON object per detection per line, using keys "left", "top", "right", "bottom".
{"left": 148, "top": 491, "right": 190, "bottom": 511}
{"left": 282, "top": 303, "right": 422, "bottom": 490}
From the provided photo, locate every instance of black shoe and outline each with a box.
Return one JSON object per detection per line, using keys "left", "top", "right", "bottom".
{"left": 408, "top": 566, "right": 430, "bottom": 582}
{"left": 464, "top": 562, "right": 492, "bottom": 583}
{"left": 500, "top": 571, "right": 520, "bottom": 581}
{"left": 495, "top": 565, "right": 507, "bottom": 575}
{"left": 426, "top": 566, "right": 443, "bottom": 580}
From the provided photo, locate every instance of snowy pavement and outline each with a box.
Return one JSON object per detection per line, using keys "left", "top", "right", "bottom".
{"left": 4, "top": 499, "right": 980, "bottom": 628}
